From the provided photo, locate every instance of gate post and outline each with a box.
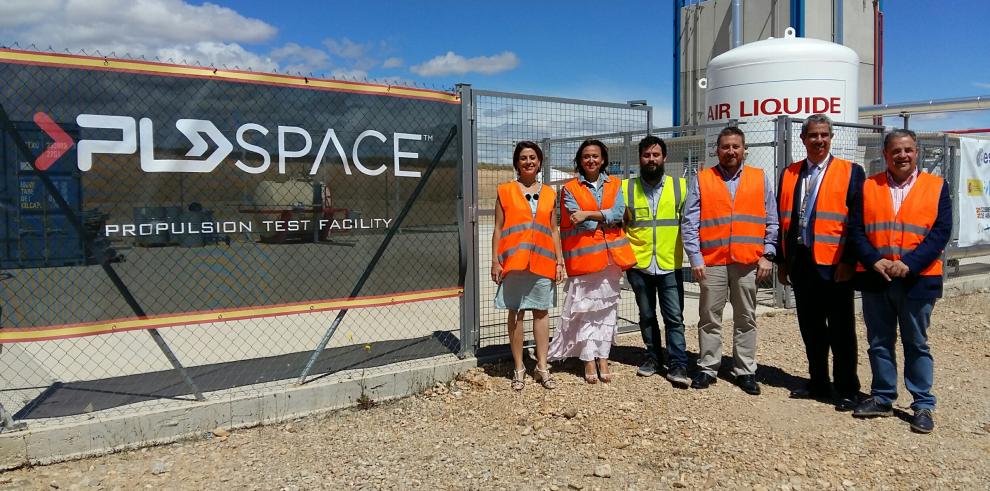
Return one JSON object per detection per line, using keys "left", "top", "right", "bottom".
{"left": 773, "top": 115, "right": 794, "bottom": 308}
{"left": 457, "top": 84, "right": 480, "bottom": 358}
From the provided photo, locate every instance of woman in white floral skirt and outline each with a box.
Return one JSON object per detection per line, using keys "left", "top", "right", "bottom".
{"left": 549, "top": 139, "right": 636, "bottom": 383}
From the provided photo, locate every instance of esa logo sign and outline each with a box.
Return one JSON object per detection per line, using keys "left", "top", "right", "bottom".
{"left": 75, "top": 114, "right": 427, "bottom": 177}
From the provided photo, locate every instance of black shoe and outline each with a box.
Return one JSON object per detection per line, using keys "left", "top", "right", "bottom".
{"left": 636, "top": 357, "right": 659, "bottom": 377}
{"left": 665, "top": 366, "right": 691, "bottom": 388}
{"left": 690, "top": 372, "right": 716, "bottom": 389}
{"left": 834, "top": 395, "right": 860, "bottom": 412}
{"left": 735, "top": 374, "right": 761, "bottom": 395}
{"left": 789, "top": 385, "right": 831, "bottom": 400}
{"left": 852, "top": 396, "right": 893, "bottom": 418}
{"left": 910, "top": 409, "right": 935, "bottom": 434}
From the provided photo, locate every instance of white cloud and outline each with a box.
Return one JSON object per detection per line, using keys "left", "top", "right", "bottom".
{"left": 157, "top": 41, "right": 276, "bottom": 71}
{"left": 270, "top": 42, "right": 330, "bottom": 74}
{"left": 63, "top": 0, "right": 276, "bottom": 44}
{"left": 382, "top": 57, "right": 403, "bottom": 69}
{"left": 0, "top": 0, "right": 278, "bottom": 70}
{"left": 323, "top": 38, "right": 371, "bottom": 60}
{"left": 0, "top": 1, "right": 423, "bottom": 85}
{"left": 0, "top": 0, "right": 61, "bottom": 27}
{"left": 411, "top": 51, "right": 519, "bottom": 76}
{"left": 973, "top": 82, "right": 990, "bottom": 90}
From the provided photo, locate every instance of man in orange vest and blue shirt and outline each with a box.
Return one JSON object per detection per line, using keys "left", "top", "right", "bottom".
{"left": 776, "top": 114, "right": 864, "bottom": 411}
{"left": 847, "top": 129, "right": 951, "bottom": 434}
{"left": 682, "top": 126, "right": 779, "bottom": 395}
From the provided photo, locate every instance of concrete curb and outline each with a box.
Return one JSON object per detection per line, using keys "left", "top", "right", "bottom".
{"left": 0, "top": 355, "right": 476, "bottom": 470}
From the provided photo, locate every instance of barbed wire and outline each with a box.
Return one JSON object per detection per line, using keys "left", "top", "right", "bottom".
{"left": 0, "top": 41, "right": 453, "bottom": 92}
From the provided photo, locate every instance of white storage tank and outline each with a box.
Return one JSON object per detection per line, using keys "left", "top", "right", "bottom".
{"left": 699, "top": 28, "right": 861, "bottom": 171}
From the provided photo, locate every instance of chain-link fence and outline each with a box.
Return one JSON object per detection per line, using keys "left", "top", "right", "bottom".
{"left": 461, "top": 89, "right": 652, "bottom": 350}
{"left": 0, "top": 49, "right": 463, "bottom": 429}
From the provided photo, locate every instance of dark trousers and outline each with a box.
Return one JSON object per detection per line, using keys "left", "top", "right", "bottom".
{"left": 789, "top": 246, "right": 860, "bottom": 397}
{"left": 625, "top": 268, "right": 688, "bottom": 369}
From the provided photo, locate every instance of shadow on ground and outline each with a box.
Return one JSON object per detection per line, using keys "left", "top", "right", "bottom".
{"left": 14, "top": 331, "right": 460, "bottom": 420}
{"left": 477, "top": 343, "right": 806, "bottom": 392}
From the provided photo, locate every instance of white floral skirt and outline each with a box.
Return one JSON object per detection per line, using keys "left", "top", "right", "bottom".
{"left": 548, "top": 264, "right": 622, "bottom": 362}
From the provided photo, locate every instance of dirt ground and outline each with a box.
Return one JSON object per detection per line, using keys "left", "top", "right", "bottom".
{"left": 3, "top": 291, "right": 989, "bottom": 490}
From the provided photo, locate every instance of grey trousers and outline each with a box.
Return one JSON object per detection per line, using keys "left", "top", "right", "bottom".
{"left": 697, "top": 263, "right": 758, "bottom": 377}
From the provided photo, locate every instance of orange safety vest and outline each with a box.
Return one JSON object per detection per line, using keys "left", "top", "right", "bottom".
{"left": 698, "top": 165, "right": 767, "bottom": 266}
{"left": 559, "top": 177, "right": 636, "bottom": 276}
{"left": 496, "top": 182, "right": 558, "bottom": 279}
{"left": 858, "top": 171, "right": 944, "bottom": 276}
{"left": 778, "top": 157, "right": 853, "bottom": 265}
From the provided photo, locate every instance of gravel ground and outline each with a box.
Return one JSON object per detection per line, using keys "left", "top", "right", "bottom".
{"left": 3, "top": 292, "right": 989, "bottom": 490}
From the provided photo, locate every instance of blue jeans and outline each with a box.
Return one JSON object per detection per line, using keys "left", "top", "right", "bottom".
{"left": 626, "top": 268, "right": 688, "bottom": 369}
{"left": 861, "top": 281, "right": 937, "bottom": 410}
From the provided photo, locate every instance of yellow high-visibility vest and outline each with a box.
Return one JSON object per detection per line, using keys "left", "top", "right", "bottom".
{"left": 622, "top": 175, "right": 686, "bottom": 270}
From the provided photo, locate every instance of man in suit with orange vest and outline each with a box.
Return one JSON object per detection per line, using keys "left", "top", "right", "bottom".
{"left": 776, "top": 114, "right": 865, "bottom": 411}
{"left": 682, "top": 126, "right": 779, "bottom": 395}
{"left": 847, "top": 129, "right": 951, "bottom": 434}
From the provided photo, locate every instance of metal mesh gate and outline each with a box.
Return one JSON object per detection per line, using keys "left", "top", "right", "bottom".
{"left": 463, "top": 89, "right": 652, "bottom": 350}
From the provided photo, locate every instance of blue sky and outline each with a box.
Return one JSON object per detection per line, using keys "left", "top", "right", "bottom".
{"left": 1, "top": 0, "right": 986, "bottom": 130}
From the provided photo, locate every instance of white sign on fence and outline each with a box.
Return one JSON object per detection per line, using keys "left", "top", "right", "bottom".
{"left": 958, "top": 137, "right": 990, "bottom": 247}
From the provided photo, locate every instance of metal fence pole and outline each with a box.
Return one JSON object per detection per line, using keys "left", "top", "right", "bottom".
{"left": 772, "top": 115, "right": 792, "bottom": 309}
{"left": 540, "top": 138, "right": 552, "bottom": 184}
{"left": 942, "top": 132, "right": 954, "bottom": 280}
{"left": 623, "top": 134, "right": 633, "bottom": 178}
{"left": 458, "top": 84, "right": 480, "bottom": 359}
{"left": 646, "top": 105, "right": 653, "bottom": 136}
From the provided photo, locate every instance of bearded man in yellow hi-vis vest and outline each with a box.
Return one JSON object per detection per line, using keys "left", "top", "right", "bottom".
{"left": 622, "top": 136, "right": 691, "bottom": 388}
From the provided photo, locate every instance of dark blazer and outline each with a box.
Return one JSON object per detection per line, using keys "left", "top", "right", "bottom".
{"left": 846, "top": 175, "right": 952, "bottom": 299}
{"left": 776, "top": 158, "right": 866, "bottom": 281}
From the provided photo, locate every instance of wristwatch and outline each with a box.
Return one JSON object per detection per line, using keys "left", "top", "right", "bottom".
{"left": 762, "top": 252, "right": 776, "bottom": 262}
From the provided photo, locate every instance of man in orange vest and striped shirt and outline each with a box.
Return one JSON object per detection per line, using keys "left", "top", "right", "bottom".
{"left": 847, "top": 129, "right": 951, "bottom": 434}
{"left": 682, "top": 126, "right": 779, "bottom": 395}
{"left": 776, "top": 114, "right": 865, "bottom": 411}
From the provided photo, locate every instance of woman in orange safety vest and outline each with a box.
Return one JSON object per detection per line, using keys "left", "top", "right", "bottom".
{"left": 548, "top": 139, "right": 636, "bottom": 384}
{"left": 491, "top": 141, "right": 564, "bottom": 390}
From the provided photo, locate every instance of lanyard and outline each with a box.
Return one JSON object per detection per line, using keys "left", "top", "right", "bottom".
{"left": 798, "top": 157, "right": 830, "bottom": 230}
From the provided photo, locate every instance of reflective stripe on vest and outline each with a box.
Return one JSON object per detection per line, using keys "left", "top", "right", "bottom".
{"left": 777, "top": 157, "right": 853, "bottom": 265}
{"left": 623, "top": 175, "right": 685, "bottom": 270}
{"left": 559, "top": 177, "right": 637, "bottom": 276}
{"left": 496, "top": 182, "right": 558, "bottom": 279}
{"left": 858, "top": 171, "right": 944, "bottom": 276}
{"left": 697, "top": 166, "right": 767, "bottom": 266}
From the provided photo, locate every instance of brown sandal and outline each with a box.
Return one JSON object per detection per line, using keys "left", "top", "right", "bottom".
{"left": 533, "top": 368, "right": 557, "bottom": 390}
{"left": 510, "top": 369, "right": 526, "bottom": 391}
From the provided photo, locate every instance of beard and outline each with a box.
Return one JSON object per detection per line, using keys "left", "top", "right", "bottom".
{"left": 640, "top": 165, "right": 664, "bottom": 182}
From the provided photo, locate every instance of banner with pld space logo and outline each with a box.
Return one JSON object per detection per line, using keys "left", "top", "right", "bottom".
{"left": 0, "top": 49, "right": 462, "bottom": 336}
{"left": 958, "top": 137, "right": 990, "bottom": 247}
